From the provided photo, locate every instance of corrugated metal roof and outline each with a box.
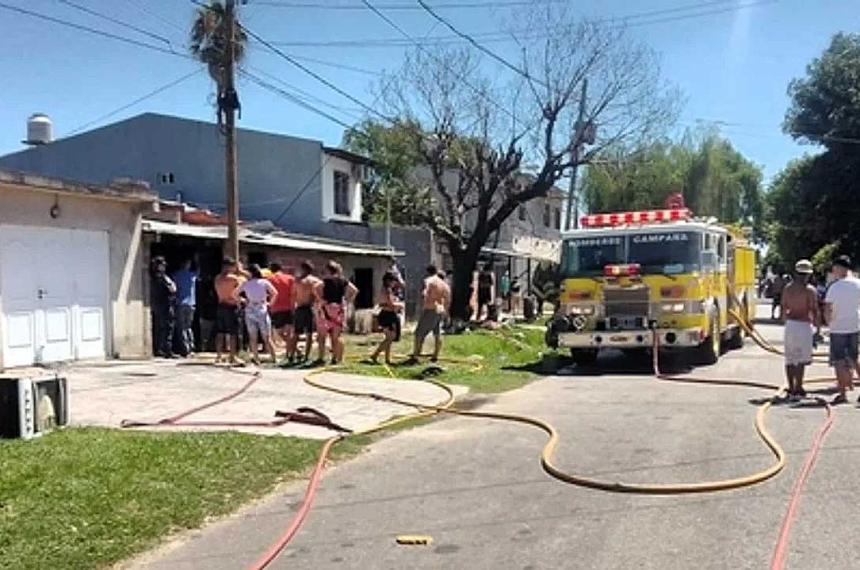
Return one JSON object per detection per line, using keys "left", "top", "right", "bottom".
{"left": 142, "top": 220, "right": 402, "bottom": 258}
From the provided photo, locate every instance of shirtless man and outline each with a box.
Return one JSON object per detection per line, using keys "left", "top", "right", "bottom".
{"left": 781, "top": 259, "right": 819, "bottom": 400}
{"left": 293, "top": 260, "right": 322, "bottom": 362}
{"left": 214, "top": 257, "right": 246, "bottom": 365}
{"left": 409, "top": 264, "right": 451, "bottom": 363}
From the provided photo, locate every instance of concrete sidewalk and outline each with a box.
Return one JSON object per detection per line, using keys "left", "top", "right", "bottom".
{"left": 64, "top": 359, "right": 466, "bottom": 439}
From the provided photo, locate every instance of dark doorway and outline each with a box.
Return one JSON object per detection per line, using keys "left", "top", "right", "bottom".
{"left": 353, "top": 267, "right": 374, "bottom": 309}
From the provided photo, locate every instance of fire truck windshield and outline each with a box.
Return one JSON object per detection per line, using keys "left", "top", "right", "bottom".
{"left": 561, "top": 236, "right": 625, "bottom": 276}
{"left": 628, "top": 231, "right": 702, "bottom": 274}
{"left": 561, "top": 231, "right": 703, "bottom": 277}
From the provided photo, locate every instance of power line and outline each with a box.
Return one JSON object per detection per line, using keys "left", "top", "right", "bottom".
{"left": 65, "top": 69, "right": 203, "bottom": 136}
{"left": 360, "top": 0, "right": 520, "bottom": 124}
{"left": 0, "top": 1, "right": 190, "bottom": 60}
{"left": 255, "top": 0, "right": 566, "bottom": 10}
{"left": 122, "top": 0, "right": 188, "bottom": 35}
{"left": 263, "top": 0, "right": 767, "bottom": 49}
{"left": 244, "top": 64, "right": 364, "bottom": 117}
{"left": 241, "top": 24, "right": 396, "bottom": 123}
{"left": 239, "top": 68, "right": 357, "bottom": 128}
{"left": 57, "top": 0, "right": 174, "bottom": 48}
{"left": 416, "top": 0, "right": 546, "bottom": 88}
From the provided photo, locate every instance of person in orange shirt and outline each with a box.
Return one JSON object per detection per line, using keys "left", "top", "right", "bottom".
{"left": 214, "top": 257, "right": 246, "bottom": 365}
{"left": 267, "top": 262, "right": 297, "bottom": 364}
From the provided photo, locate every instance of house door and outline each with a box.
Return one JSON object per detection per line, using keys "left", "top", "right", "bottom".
{"left": 353, "top": 268, "right": 374, "bottom": 309}
{"left": 0, "top": 226, "right": 108, "bottom": 367}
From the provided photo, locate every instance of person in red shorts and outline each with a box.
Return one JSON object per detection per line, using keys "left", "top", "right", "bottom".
{"left": 313, "top": 261, "right": 357, "bottom": 365}
{"left": 267, "top": 262, "right": 296, "bottom": 365}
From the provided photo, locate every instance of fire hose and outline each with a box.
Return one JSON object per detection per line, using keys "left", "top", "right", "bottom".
{"left": 120, "top": 313, "right": 836, "bottom": 570}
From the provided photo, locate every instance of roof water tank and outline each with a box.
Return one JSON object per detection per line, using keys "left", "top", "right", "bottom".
{"left": 26, "top": 113, "right": 53, "bottom": 145}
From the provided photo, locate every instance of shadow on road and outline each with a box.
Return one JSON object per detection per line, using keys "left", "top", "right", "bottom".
{"left": 504, "top": 349, "right": 697, "bottom": 377}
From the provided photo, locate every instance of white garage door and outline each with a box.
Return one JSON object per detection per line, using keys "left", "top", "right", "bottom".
{"left": 0, "top": 225, "right": 109, "bottom": 368}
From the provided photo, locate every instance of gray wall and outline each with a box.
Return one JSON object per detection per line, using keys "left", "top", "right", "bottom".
{"left": 318, "top": 222, "right": 433, "bottom": 317}
{"left": 0, "top": 113, "right": 325, "bottom": 235}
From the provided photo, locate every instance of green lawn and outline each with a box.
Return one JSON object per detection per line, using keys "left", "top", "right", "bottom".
{"left": 0, "top": 428, "right": 366, "bottom": 570}
{"left": 340, "top": 325, "right": 558, "bottom": 393}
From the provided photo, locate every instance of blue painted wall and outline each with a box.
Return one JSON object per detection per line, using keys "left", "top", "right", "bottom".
{"left": 0, "top": 113, "right": 325, "bottom": 235}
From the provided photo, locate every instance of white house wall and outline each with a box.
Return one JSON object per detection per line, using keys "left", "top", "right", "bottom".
{"left": 321, "top": 154, "right": 363, "bottom": 224}
{"left": 0, "top": 184, "right": 150, "bottom": 366}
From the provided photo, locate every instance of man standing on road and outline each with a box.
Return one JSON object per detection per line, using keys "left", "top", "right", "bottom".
{"left": 294, "top": 260, "right": 322, "bottom": 363}
{"left": 408, "top": 264, "right": 451, "bottom": 363}
{"left": 770, "top": 273, "right": 787, "bottom": 320}
{"left": 214, "top": 257, "right": 245, "bottom": 365}
{"left": 781, "top": 259, "right": 819, "bottom": 400}
{"left": 172, "top": 259, "right": 198, "bottom": 357}
{"left": 824, "top": 255, "right": 860, "bottom": 404}
{"left": 268, "top": 262, "right": 296, "bottom": 364}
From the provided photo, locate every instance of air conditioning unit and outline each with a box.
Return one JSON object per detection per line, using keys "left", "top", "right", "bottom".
{"left": 0, "top": 376, "right": 70, "bottom": 439}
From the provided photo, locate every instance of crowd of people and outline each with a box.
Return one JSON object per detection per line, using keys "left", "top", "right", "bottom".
{"left": 781, "top": 254, "right": 860, "bottom": 404}
{"left": 149, "top": 255, "right": 451, "bottom": 367}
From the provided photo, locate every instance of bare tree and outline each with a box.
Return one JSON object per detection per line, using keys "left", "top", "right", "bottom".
{"left": 364, "top": 10, "right": 679, "bottom": 322}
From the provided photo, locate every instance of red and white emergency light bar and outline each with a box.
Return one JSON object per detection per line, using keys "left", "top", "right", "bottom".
{"left": 580, "top": 208, "right": 692, "bottom": 228}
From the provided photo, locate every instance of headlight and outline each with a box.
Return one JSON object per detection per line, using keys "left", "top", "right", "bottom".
{"left": 569, "top": 305, "right": 595, "bottom": 316}
{"left": 660, "top": 302, "right": 685, "bottom": 313}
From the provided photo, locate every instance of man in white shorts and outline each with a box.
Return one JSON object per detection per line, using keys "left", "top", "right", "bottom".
{"left": 780, "top": 259, "right": 819, "bottom": 400}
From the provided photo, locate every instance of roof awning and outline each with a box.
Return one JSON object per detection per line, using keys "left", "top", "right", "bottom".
{"left": 142, "top": 219, "right": 402, "bottom": 257}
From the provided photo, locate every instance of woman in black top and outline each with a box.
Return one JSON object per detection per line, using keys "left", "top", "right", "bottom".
{"left": 314, "top": 260, "right": 357, "bottom": 364}
{"left": 370, "top": 272, "right": 404, "bottom": 364}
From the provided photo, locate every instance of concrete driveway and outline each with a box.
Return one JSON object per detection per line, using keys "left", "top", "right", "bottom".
{"left": 65, "top": 360, "right": 466, "bottom": 439}
{"left": 123, "top": 314, "right": 860, "bottom": 570}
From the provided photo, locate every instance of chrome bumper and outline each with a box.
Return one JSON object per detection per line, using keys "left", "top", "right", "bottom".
{"left": 559, "top": 328, "right": 704, "bottom": 349}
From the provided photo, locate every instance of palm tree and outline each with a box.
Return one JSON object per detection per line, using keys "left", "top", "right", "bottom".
{"left": 189, "top": 1, "right": 247, "bottom": 100}
{"left": 189, "top": 0, "right": 248, "bottom": 260}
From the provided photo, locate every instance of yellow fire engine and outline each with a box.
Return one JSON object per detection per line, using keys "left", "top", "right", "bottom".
{"left": 545, "top": 206, "right": 756, "bottom": 365}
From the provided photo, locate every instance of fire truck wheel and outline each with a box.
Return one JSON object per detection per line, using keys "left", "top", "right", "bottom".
{"left": 695, "top": 315, "right": 720, "bottom": 365}
{"left": 726, "top": 326, "right": 744, "bottom": 350}
{"left": 570, "top": 349, "right": 598, "bottom": 366}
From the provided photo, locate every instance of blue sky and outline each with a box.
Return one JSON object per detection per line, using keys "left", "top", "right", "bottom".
{"left": 1, "top": 0, "right": 858, "bottom": 182}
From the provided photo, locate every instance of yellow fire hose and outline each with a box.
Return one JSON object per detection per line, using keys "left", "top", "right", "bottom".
{"left": 251, "top": 317, "right": 838, "bottom": 568}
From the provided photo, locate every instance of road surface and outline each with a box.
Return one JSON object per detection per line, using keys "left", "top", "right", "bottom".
{"left": 128, "top": 314, "right": 860, "bottom": 570}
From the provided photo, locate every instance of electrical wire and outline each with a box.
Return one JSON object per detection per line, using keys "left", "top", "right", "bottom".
{"left": 416, "top": 0, "right": 547, "bottom": 88}
{"left": 243, "top": 64, "right": 365, "bottom": 119}
{"left": 64, "top": 69, "right": 203, "bottom": 136}
{"left": 0, "top": 1, "right": 190, "bottom": 60}
{"left": 255, "top": 0, "right": 567, "bottom": 9}
{"left": 241, "top": 24, "right": 397, "bottom": 124}
{"left": 239, "top": 69, "right": 355, "bottom": 129}
{"left": 57, "top": 0, "right": 174, "bottom": 48}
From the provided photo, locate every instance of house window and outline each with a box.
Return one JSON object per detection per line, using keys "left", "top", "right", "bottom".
{"left": 554, "top": 208, "right": 561, "bottom": 230}
{"left": 518, "top": 206, "right": 526, "bottom": 221}
{"left": 158, "top": 172, "right": 175, "bottom": 185}
{"left": 334, "top": 171, "right": 351, "bottom": 216}
{"left": 543, "top": 203, "right": 551, "bottom": 227}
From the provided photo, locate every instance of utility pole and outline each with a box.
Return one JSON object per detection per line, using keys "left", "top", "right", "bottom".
{"left": 385, "top": 186, "right": 392, "bottom": 250}
{"left": 224, "top": 0, "right": 240, "bottom": 261}
{"left": 565, "top": 78, "right": 588, "bottom": 231}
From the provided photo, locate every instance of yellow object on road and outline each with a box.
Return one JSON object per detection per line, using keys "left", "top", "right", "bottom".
{"left": 395, "top": 535, "right": 433, "bottom": 545}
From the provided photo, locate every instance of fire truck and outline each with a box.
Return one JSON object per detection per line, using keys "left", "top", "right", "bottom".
{"left": 545, "top": 205, "right": 757, "bottom": 365}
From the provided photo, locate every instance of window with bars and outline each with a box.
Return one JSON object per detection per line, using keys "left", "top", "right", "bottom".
{"left": 518, "top": 206, "right": 527, "bottom": 221}
{"left": 554, "top": 208, "right": 562, "bottom": 230}
{"left": 543, "top": 203, "right": 551, "bottom": 227}
{"left": 334, "top": 171, "right": 351, "bottom": 216}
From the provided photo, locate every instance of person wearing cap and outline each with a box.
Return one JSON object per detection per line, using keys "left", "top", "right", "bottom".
{"left": 780, "top": 259, "right": 819, "bottom": 400}
{"left": 824, "top": 255, "right": 860, "bottom": 404}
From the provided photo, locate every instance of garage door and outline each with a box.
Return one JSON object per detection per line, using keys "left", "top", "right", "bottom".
{"left": 0, "top": 225, "right": 109, "bottom": 368}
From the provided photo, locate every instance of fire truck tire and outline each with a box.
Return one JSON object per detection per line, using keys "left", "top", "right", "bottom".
{"left": 726, "top": 326, "right": 744, "bottom": 350}
{"left": 570, "top": 349, "right": 598, "bottom": 366}
{"left": 695, "top": 315, "right": 720, "bottom": 365}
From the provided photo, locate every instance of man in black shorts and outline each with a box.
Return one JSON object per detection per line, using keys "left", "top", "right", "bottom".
{"left": 293, "top": 260, "right": 321, "bottom": 362}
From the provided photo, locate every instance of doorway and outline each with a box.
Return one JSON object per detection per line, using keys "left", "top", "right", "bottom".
{"left": 352, "top": 268, "right": 374, "bottom": 309}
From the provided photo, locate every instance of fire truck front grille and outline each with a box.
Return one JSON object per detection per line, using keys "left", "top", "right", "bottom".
{"left": 604, "top": 286, "right": 650, "bottom": 322}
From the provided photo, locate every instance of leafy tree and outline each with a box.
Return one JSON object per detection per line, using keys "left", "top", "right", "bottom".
{"left": 348, "top": 10, "right": 678, "bottom": 321}
{"left": 767, "top": 33, "right": 860, "bottom": 265}
{"left": 581, "top": 130, "right": 764, "bottom": 238}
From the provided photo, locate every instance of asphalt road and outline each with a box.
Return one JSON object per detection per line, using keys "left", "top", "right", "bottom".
{"left": 129, "top": 313, "right": 860, "bottom": 570}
